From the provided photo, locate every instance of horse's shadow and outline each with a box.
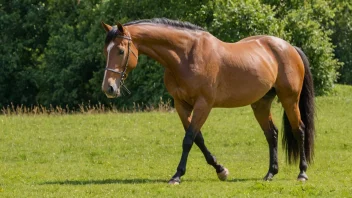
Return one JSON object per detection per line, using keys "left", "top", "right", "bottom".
{"left": 40, "top": 178, "right": 259, "bottom": 185}
{"left": 228, "top": 178, "right": 260, "bottom": 182}
{"left": 40, "top": 178, "right": 167, "bottom": 185}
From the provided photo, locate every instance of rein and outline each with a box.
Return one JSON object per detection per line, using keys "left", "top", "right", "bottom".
{"left": 105, "top": 34, "right": 138, "bottom": 95}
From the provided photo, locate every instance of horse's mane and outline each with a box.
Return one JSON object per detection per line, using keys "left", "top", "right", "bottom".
{"left": 124, "top": 18, "right": 205, "bottom": 32}
{"left": 105, "top": 18, "right": 205, "bottom": 44}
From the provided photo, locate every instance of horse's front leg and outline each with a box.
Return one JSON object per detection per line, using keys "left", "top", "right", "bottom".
{"left": 168, "top": 99, "right": 228, "bottom": 184}
{"left": 168, "top": 98, "right": 212, "bottom": 184}
{"left": 194, "top": 131, "right": 229, "bottom": 181}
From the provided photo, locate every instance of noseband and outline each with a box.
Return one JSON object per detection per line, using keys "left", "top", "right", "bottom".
{"left": 105, "top": 34, "right": 138, "bottom": 95}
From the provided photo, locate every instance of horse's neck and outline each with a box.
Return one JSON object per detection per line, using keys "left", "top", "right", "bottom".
{"left": 128, "top": 25, "right": 197, "bottom": 68}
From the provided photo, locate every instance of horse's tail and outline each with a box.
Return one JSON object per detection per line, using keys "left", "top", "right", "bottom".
{"left": 282, "top": 46, "right": 315, "bottom": 164}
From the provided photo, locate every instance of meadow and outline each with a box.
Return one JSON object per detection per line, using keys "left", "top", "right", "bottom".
{"left": 1, "top": 85, "right": 351, "bottom": 197}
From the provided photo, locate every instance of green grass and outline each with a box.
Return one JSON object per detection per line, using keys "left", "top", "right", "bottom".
{"left": 1, "top": 85, "right": 352, "bottom": 197}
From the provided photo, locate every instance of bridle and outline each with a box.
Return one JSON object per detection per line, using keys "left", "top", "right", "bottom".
{"left": 105, "top": 32, "right": 138, "bottom": 95}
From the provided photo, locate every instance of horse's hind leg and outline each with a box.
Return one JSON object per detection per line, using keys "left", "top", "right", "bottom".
{"left": 251, "top": 88, "right": 279, "bottom": 180}
{"left": 279, "top": 95, "right": 309, "bottom": 181}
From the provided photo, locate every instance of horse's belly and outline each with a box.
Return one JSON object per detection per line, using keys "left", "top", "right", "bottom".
{"left": 213, "top": 76, "right": 274, "bottom": 108}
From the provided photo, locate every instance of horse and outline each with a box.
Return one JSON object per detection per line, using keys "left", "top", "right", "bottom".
{"left": 100, "top": 18, "right": 315, "bottom": 184}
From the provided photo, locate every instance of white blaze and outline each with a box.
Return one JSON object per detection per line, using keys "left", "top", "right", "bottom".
{"left": 102, "top": 42, "right": 115, "bottom": 87}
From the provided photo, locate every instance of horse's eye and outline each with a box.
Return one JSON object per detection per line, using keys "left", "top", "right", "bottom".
{"left": 119, "top": 49, "right": 124, "bottom": 55}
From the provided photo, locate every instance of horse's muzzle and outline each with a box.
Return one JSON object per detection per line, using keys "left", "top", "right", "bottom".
{"left": 107, "top": 86, "right": 114, "bottom": 95}
{"left": 103, "top": 85, "right": 121, "bottom": 98}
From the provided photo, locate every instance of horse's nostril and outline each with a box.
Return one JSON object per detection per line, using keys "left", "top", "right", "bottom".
{"left": 107, "top": 86, "right": 114, "bottom": 94}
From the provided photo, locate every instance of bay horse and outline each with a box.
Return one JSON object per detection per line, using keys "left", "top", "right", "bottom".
{"left": 101, "top": 18, "right": 315, "bottom": 184}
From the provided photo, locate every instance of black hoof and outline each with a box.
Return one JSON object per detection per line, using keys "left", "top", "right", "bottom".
{"left": 263, "top": 168, "right": 278, "bottom": 181}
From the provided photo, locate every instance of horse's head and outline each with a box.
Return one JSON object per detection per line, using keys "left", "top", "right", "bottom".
{"left": 101, "top": 22, "right": 138, "bottom": 98}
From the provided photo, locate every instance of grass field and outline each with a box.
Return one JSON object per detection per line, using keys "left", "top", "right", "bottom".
{"left": 1, "top": 85, "right": 352, "bottom": 197}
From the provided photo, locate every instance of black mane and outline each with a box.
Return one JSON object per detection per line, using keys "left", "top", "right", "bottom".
{"left": 105, "top": 18, "right": 205, "bottom": 44}
{"left": 124, "top": 18, "right": 205, "bottom": 31}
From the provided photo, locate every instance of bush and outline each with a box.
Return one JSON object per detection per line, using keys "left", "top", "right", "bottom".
{"left": 0, "top": 0, "right": 48, "bottom": 108}
{"left": 331, "top": 1, "right": 352, "bottom": 84}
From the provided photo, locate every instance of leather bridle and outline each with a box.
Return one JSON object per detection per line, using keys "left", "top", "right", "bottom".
{"left": 105, "top": 33, "right": 138, "bottom": 94}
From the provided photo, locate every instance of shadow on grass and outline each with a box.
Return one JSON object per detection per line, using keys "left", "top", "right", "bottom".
{"left": 228, "top": 178, "right": 261, "bottom": 182}
{"left": 228, "top": 177, "right": 292, "bottom": 182}
{"left": 40, "top": 178, "right": 269, "bottom": 185}
{"left": 40, "top": 178, "right": 167, "bottom": 185}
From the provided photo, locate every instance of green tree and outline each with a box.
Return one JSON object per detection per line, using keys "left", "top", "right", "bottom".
{"left": 330, "top": 1, "right": 352, "bottom": 84}
{"left": 37, "top": 0, "right": 105, "bottom": 108}
{"left": 0, "top": 0, "right": 48, "bottom": 108}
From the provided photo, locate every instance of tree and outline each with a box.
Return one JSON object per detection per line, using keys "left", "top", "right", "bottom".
{"left": 0, "top": 0, "right": 48, "bottom": 108}
{"left": 330, "top": 1, "right": 352, "bottom": 84}
{"left": 37, "top": 0, "right": 105, "bottom": 108}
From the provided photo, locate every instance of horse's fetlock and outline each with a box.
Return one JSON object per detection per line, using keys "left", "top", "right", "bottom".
{"left": 215, "top": 165, "right": 224, "bottom": 173}
{"left": 300, "top": 163, "right": 308, "bottom": 172}
{"left": 206, "top": 155, "right": 217, "bottom": 165}
{"left": 272, "top": 165, "right": 279, "bottom": 174}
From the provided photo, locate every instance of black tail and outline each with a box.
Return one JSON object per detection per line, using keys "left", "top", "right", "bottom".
{"left": 282, "top": 46, "right": 315, "bottom": 164}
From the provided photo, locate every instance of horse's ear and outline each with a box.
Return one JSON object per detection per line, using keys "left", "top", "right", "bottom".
{"left": 101, "top": 21, "right": 112, "bottom": 32}
{"left": 117, "top": 22, "right": 125, "bottom": 34}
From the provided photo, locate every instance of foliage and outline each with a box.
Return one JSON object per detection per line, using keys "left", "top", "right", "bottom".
{"left": 0, "top": 0, "right": 48, "bottom": 108}
{"left": 0, "top": 0, "right": 350, "bottom": 109}
{"left": 197, "top": 0, "right": 284, "bottom": 41}
{"left": 37, "top": 0, "right": 104, "bottom": 107}
{"left": 330, "top": 1, "right": 352, "bottom": 84}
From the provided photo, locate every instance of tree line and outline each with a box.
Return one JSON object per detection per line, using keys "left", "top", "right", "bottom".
{"left": 1, "top": 0, "right": 351, "bottom": 110}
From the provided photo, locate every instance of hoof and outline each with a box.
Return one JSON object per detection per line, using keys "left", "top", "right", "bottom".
{"left": 168, "top": 177, "right": 180, "bottom": 185}
{"left": 297, "top": 172, "right": 308, "bottom": 182}
{"left": 217, "top": 167, "right": 229, "bottom": 181}
{"left": 297, "top": 177, "right": 307, "bottom": 182}
{"left": 263, "top": 172, "right": 275, "bottom": 181}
